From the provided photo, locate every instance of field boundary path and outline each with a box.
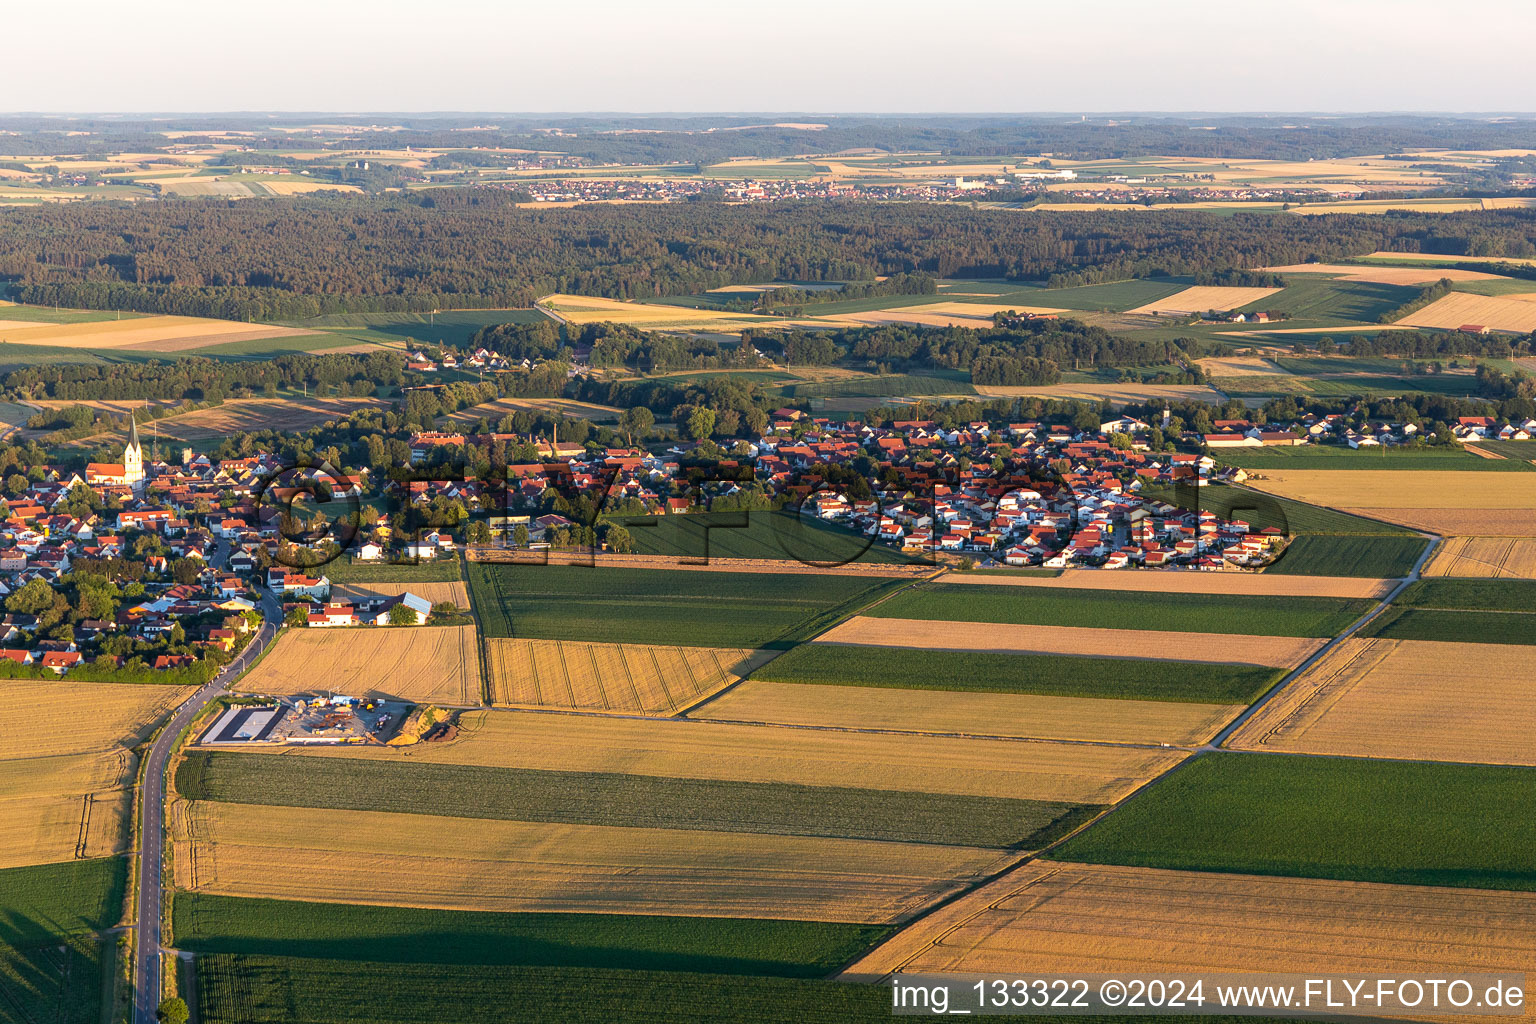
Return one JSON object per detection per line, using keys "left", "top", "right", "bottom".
{"left": 133, "top": 583, "right": 282, "bottom": 1024}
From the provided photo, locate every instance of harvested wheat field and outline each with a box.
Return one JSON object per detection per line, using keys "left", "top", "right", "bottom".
{"left": 1248, "top": 471, "right": 1536, "bottom": 510}
{"left": 818, "top": 617, "right": 1323, "bottom": 669}
{"left": 0, "top": 682, "right": 189, "bottom": 867}
{"left": 440, "top": 396, "right": 625, "bottom": 425}
{"left": 1344, "top": 508, "right": 1536, "bottom": 536}
{"left": 1426, "top": 536, "right": 1536, "bottom": 578}
{"left": 541, "top": 294, "right": 822, "bottom": 332}
{"left": 822, "top": 303, "right": 1066, "bottom": 330}
{"left": 255, "top": 179, "right": 362, "bottom": 195}
{"left": 1397, "top": 292, "right": 1536, "bottom": 333}
{"left": 174, "top": 802, "right": 1013, "bottom": 923}
{"left": 1228, "top": 638, "right": 1536, "bottom": 765}
{"left": 1126, "top": 286, "right": 1281, "bottom": 316}
{"left": 145, "top": 397, "right": 394, "bottom": 440}
{"left": 844, "top": 861, "right": 1536, "bottom": 1004}
{"left": 1259, "top": 263, "right": 1505, "bottom": 285}
{"left": 972, "top": 383, "right": 1226, "bottom": 404}
{"left": 236, "top": 626, "right": 482, "bottom": 705}
{"left": 0, "top": 681, "right": 190, "bottom": 759}
{"left": 0, "top": 751, "right": 136, "bottom": 867}
{"left": 0, "top": 315, "right": 313, "bottom": 351}
{"left": 1364, "top": 250, "right": 1536, "bottom": 266}
{"left": 485, "top": 638, "right": 773, "bottom": 715}
{"left": 942, "top": 569, "right": 1392, "bottom": 599}
{"left": 1193, "top": 354, "right": 1288, "bottom": 377}
{"left": 330, "top": 581, "right": 470, "bottom": 606}
{"left": 248, "top": 709, "right": 1180, "bottom": 803}
{"left": 691, "top": 680, "right": 1240, "bottom": 746}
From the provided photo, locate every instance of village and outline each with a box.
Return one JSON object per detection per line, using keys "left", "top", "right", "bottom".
{"left": 4, "top": 394, "right": 1529, "bottom": 680}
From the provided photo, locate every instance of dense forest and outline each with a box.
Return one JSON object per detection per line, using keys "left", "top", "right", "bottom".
{"left": 7, "top": 192, "right": 1536, "bottom": 320}
{"left": 0, "top": 352, "right": 403, "bottom": 402}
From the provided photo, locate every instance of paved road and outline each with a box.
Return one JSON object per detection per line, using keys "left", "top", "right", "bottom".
{"left": 132, "top": 587, "right": 281, "bottom": 1024}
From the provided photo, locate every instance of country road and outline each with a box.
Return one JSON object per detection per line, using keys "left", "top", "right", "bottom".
{"left": 132, "top": 577, "right": 282, "bottom": 1024}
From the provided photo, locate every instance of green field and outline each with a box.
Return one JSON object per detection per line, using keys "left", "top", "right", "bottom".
{"left": 0, "top": 938, "right": 107, "bottom": 1024}
{"left": 868, "top": 582, "right": 1374, "bottom": 637}
{"left": 1360, "top": 607, "right": 1536, "bottom": 645}
{"left": 175, "top": 896, "right": 884, "bottom": 976}
{"left": 0, "top": 304, "right": 147, "bottom": 324}
{"left": 1393, "top": 578, "right": 1536, "bottom": 611}
{"left": 777, "top": 373, "right": 977, "bottom": 399}
{"left": 1148, "top": 484, "right": 1416, "bottom": 536}
{"left": 1238, "top": 278, "right": 1420, "bottom": 322}
{"left": 1217, "top": 446, "right": 1532, "bottom": 471}
{"left": 755, "top": 644, "right": 1280, "bottom": 704}
{"left": 1465, "top": 439, "right": 1536, "bottom": 459}
{"left": 1265, "top": 534, "right": 1428, "bottom": 578}
{"left": 610, "top": 511, "right": 914, "bottom": 564}
{"left": 0, "top": 859, "right": 123, "bottom": 1024}
{"left": 285, "top": 309, "right": 547, "bottom": 347}
{"left": 194, "top": 958, "right": 899, "bottom": 1024}
{"left": 178, "top": 751, "right": 1082, "bottom": 848}
{"left": 1051, "top": 753, "right": 1536, "bottom": 891}
{"left": 0, "top": 858, "right": 126, "bottom": 944}
{"left": 1026, "top": 278, "right": 1191, "bottom": 312}
{"left": 467, "top": 562, "right": 904, "bottom": 647}
{"left": 176, "top": 332, "right": 371, "bottom": 359}
{"left": 318, "top": 555, "right": 463, "bottom": 583}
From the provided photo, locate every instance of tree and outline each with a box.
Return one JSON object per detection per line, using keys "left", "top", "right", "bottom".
{"left": 618, "top": 405, "right": 654, "bottom": 445}
{"left": 157, "top": 998, "right": 189, "bottom": 1024}
{"left": 605, "top": 524, "right": 634, "bottom": 554}
{"left": 285, "top": 605, "right": 309, "bottom": 627}
{"left": 683, "top": 406, "right": 716, "bottom": 442}
{"left": 388, "top": 602, "right": 419, "bottom": 626}
{"left": 6, "top": 578, "right": 53, "bottom": 616}
{"left": 512, "top": 523, "right": 529, "bottom": 548}
{"left": 170, "top": 556, "right": 205, "bottom": 585}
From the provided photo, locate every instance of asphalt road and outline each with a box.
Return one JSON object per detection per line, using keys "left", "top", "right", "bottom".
{"left": 132, "top": 585, "right": 280, "bottom": 1023}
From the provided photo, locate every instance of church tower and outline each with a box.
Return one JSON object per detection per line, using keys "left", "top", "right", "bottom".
{"left": 124, "top": 417, "right": 145, "bottom": 489}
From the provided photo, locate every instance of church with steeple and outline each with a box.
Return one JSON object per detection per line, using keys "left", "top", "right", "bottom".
{"left": 123, "top": 417, "right": 145, "bottom": 489}
{"left": 84, "top": 416, "right": 146, "bottom": 492}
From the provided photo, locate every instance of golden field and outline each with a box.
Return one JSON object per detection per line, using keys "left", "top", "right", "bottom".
{"left": 941, "top": 568, "right": 1392, "bottom": 599}
{"left": 144, "top": 397, "right": 394, "bottom": 440}
{"left": 845, "top": 860, "right": 1536, "bottom": 1005}
{"left": 1425, "top": 536, "right": 1536, "bottom": 578}
{"left": 250, "top": 708, "right": 1180, "bottom": 803}
{"left": 1193, "top": 354, "right": 1288, "bottom": 377}
{"left": 1260, "top": 262, "right": 1507, "bottom": 285}
{"left": 1245, "top": 470, "right": 1536, "bottom": 509}
{"left": 1363, "top": 250, "right": 1536, "bottom": 266}
{"left": 972, "top": 383, "right": 1227, "bottom": 403}
{"left": 440, "top": 395, "right": 625, "bottom": 425}
{"left": 693, "top": 679, "right": 1240, "bottom": 747}
{"left": 254, "top": 179, "right": 362, "bottom": 195}
{"left": 0, "top": 314, "right": 312, "bottom": 351}
{"left": 820, "top": 302, "right": 1066, "bottom": 330}
{"left": 173, "top": 801, "right": 1013, "bottom": 923}
{"left": 1347, "top": 508, "right": 1536, "bottom": 535}
{"left": 1398, "top": 292, "right": 1536, "bottom": 333}
{"left": 1125, "top": 286, "right": 1282, "bottom": 316}
{"left": 236, "top": 626, "right": 482, "bottom": 705}
{"left": 0, "top": 681, "right": 190, "bottom": 759}
{"left": 330, "top": 581, "right": 470, "bottom": 606}
{"left": 541, "top": 293, "right": 820, "bottom": 332}
{"left": 1228, "top": 638, "right": 1536, "bottom": 765}
{"left": 485, "top": 638, "right": 771, "bottom": 715}
{"left": 1293, "top": 198, "right": 1486, "bottom": 214}
{"left": 0, "top": 681, "right": 189, "bottom": 867}
{"left": 817, "top": 616, "right": 1324, "bottom": 669}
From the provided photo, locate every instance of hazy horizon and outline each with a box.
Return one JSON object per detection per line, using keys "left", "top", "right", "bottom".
{"left": 7, "top": 0, "right": 1533, "bottom": 113}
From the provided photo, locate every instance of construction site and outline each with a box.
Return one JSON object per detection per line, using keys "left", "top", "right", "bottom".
{"left": 200, "top": 695, "right": 412, "bottom": 746}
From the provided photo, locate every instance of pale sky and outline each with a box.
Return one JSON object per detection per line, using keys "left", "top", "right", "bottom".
{"left": 4, "top": 0, "right": 1533, "bottom": 114}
